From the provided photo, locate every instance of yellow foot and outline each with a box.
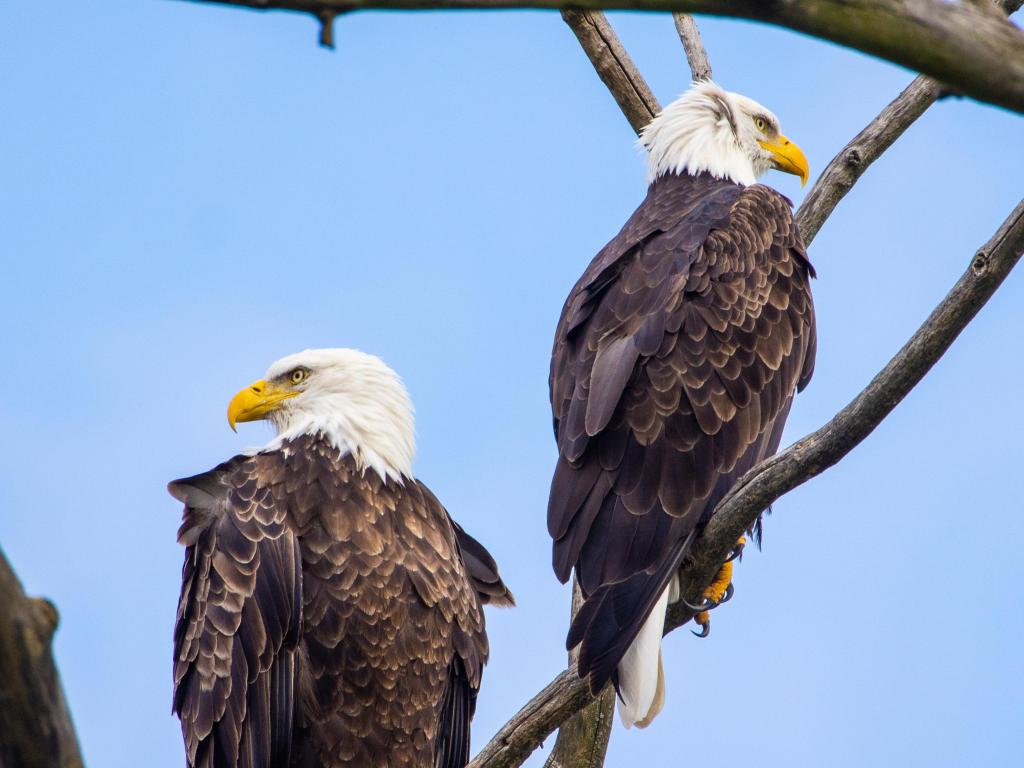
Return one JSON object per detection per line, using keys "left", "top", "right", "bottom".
{"left": 728, "top": 535, "right": 747, "bottom": 563}
{"left": 691, "top": 536, "right": 744, "bottom": 638}
{"left": 704, "top": 557, "right": 733, "bottom": 605}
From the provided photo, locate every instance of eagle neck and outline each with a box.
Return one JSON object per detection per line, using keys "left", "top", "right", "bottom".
{"left": 265, "top": 422, "right": 412, "bottom": 487}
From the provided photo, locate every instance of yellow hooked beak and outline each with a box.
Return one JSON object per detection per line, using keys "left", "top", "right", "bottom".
{"left": 227, "top": 379, "right": 298, "bottom": 432}
{"left": 758, "top": 133, "right": 809, "bottom": 186}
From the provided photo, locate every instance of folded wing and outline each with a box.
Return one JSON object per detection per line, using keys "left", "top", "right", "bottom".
{"left": 170, "top": 455, "right": 302, "bottom": 768}
{"left": 549, "top": 176, "right": 816, "bottom": 693}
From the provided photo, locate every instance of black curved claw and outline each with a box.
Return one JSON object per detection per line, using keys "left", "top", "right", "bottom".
{"left": 717, "top": 582, "right": 735, "bottom": 605}
{"left": 691, "top": 621, "right": 710, "bottom": 638}
{"left": 726, "top": 543, "right": 746, "bottom": 562}
{"left": 681, "top": 597, "right": 715, "bottom": 612}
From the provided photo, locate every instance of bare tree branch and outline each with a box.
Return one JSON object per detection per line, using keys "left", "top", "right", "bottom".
{"left": 0, "top": 547, "right": 83, "bottom": 768}
{"left": 795, "top": 0, "right": 1023, "bottom": 244}
{"left": 470, "top": 196, "right": 1024, "bottom": 768}
{"left": 178, "top": 0, "right": 1024, "bottom": 115}
{"left": 468, "top": 667, "right": 592, "bottom": 768}
{"left": 672, "top": 14, "right": 712, "bottom": 81}
{"left": 539, "top": 683, "right": 614, "bottom": 768}
{"left": 794, "top": 76, "right": 943, "bottom": 245}
{"left": 541, "top": 585, "right": 614, "bottom": 768}
{"left": 560, "top": 10, "right": 660, "bottom": 135}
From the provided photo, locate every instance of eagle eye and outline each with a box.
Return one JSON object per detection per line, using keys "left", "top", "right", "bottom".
{"left": 289, "top": 368, "right": 310, "bottom": 385}
{"left": 753, "top": 116, "right": 768, "bottom": 132}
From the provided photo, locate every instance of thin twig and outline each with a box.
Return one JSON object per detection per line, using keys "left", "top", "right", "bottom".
{"left": 672, "top": 13, "right": 712, "bottom": 80}
{"left": 317, "top": 9, "right": 338, "bottom": 48}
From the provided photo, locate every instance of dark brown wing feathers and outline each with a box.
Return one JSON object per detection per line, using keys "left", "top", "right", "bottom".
{"left": 446, "top": 514, "right": 516, "bottom": 608}
{"left": 549, "top": 172, "right": 816, "bottom": 692}
{"left": 172, "top": 437, "right": 509, "bottom": 768}
{"left": 435, "top": 656, "right": 475, "bottom": 768}
{"left": 171, "top": 457, "right": 302, "bottom": 768}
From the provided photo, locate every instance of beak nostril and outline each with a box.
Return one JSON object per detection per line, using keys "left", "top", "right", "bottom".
{"left": 251, "top": 386, "right": 262, "bottom": 394}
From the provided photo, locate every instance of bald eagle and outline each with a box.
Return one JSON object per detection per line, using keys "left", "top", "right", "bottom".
{"left": 548, "top": 81, "right": 816, "bottom": 727}
{"left": 170, "top": 348, "right": 512, "bottom": 768}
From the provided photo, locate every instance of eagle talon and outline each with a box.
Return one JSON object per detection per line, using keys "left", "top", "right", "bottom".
{"left": 717, "top": 582, "right": 734, "bottom": 605}
{"left": 726, "top": 536, "right": 747, "bottom": 563}
{"left": 681, "top": 597, "right": 716, "bottom": 612}
{"left": 692, "top": 611, "right": 711, "bottom": 638}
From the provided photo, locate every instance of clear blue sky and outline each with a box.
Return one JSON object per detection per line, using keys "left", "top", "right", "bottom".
{"left": 2, "top": 3, "right": 1023, "bottom": 767}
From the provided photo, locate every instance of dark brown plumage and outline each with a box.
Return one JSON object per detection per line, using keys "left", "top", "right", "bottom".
{"left": 548, "top": 171, "right": 816, "bottom": 695}
{"left": 171, "top": 434, "right": 512, "bottom": 768}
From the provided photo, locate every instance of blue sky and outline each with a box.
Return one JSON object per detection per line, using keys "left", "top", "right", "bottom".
{"left": 2, "top": 3, "right": 1023, "bottom": 767}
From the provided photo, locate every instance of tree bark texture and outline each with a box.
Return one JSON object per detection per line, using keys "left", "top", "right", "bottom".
{"left": 560, "top": 10, "right": 660, "bottom": 135}
{"left": 0, "top": 548, "right": 83, "bottom": 768}
{"left": 179, "top": 0, "right": 1024, "bottom": 115}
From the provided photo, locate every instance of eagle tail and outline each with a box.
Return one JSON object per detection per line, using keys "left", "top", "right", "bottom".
{"left": 615, "top": 584, "right": 670, "bottom": 728}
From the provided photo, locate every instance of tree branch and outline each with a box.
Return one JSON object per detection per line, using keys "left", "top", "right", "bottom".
{"left": 794, "top": 75, "right": 943, "bottom": 245}
{"left": 672, "top": 13, "right": 712, "bottom": 81}
{"left": 541, "top": 585, "right": 614, "bottom": 768}
{"left": 470, "top": 196, "right": 1024, "bottom": 768}
{"left": 540, "top": 681, "right": 614, "bottom": 768}
{"left": 795, "top": 0, "right": 1024, "bottom": 245}
{"left": 178, "top": 0, "right": 1024, "bottom": 115}
{"left": 0, "top": 547, "right": 83, "bottom": 768}
{"left": 560, "top": 10, "right": 660, "bottom": 135}
{"left": 468, "top": 667, "right": 592, "bottom": 768}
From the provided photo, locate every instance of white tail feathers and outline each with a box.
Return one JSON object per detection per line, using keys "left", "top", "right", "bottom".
{"left": 615, "top": 585, "right": 671, "bottom": 728}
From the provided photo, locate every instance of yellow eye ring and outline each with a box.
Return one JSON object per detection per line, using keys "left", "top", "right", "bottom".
{"left": 754, "top": 116, "right": 767, "bottom": 132}
{"left": 290, "top": 369, "right": 308, "bottom": 385}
